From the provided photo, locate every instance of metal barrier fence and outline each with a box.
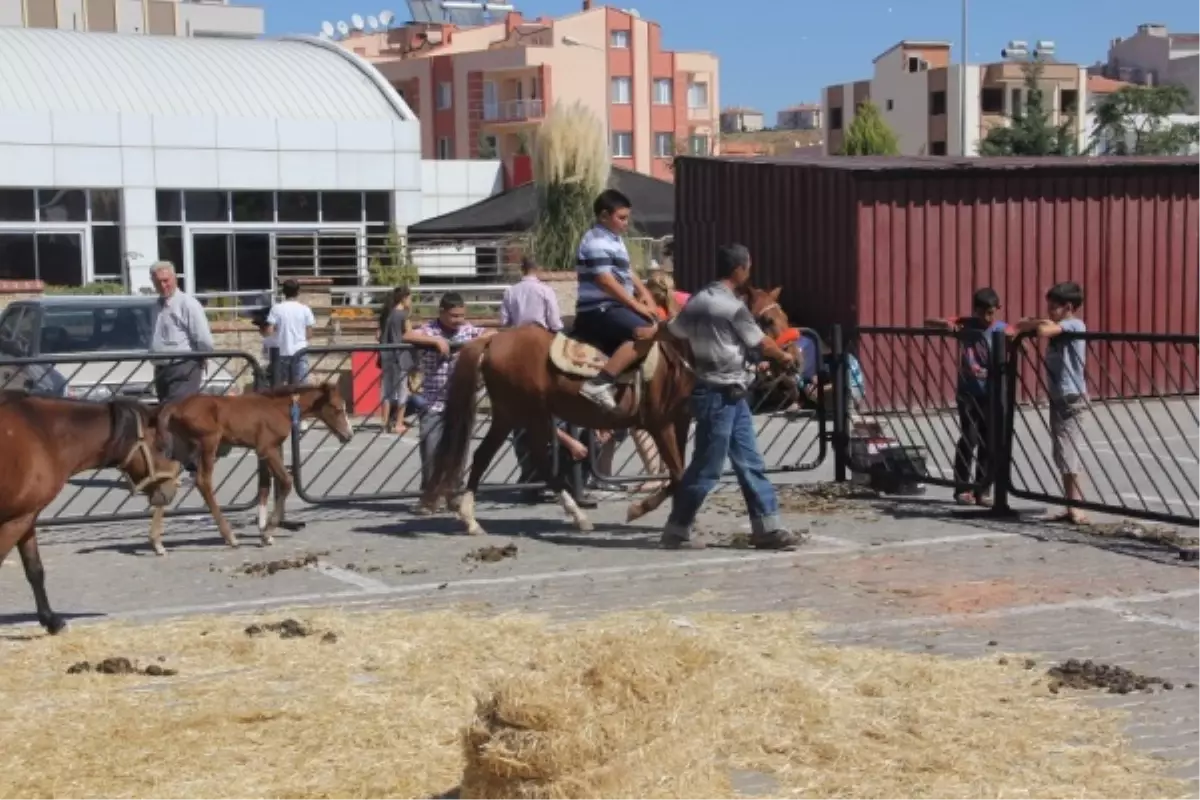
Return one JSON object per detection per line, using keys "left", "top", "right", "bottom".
{"left": 0, "top": 350, "right": 263, "bottom": 527}
{"left": 835, "top": 326, "right": 1199, "bottom": 529}
{"left": 289, "top": 343, "right": 553, "bottom": 504}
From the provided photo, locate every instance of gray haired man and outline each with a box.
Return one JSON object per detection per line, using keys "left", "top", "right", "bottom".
{"left": 660, "top": 244, "right": 801, "bottom": 550}
{"left": 149, "top": 262, "right": 214, "bottom": 477}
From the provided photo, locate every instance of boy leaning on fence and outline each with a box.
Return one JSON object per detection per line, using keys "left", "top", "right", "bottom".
{"left": 925, "top": 287, "right": 1011, "bottom": 507}
{"left": 1013, "top": 281, "right": 1089, "bottom": 524}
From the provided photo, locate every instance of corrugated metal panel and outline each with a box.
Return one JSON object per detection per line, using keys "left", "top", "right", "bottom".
{"left": 0, "top": 27, "right": 412, "bottom": 121}
{"left": 673, "top": 157, "right": 858, "bottom": 337}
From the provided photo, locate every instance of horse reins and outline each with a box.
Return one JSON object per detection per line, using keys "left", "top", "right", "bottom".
{"left": 119, "top": 410, "right": 176, "bottom": 494}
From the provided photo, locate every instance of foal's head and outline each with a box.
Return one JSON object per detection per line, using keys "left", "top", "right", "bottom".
{"left": 744, "top": 285, "right": 789, "bottom": 339}
{"left": 297, "top": 383, "right": 354, "bottom": 443}
{"left": 107, "top": 401, "right": 179, "bottom": 507}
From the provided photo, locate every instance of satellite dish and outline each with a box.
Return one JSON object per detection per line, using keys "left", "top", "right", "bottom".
{"left": 336, "top": 20, "right": 350, "bottom": 35}
{"left": 367, "top": 15, "right": 380, "bottom": 29}
{"left": 627, "top": 7, "right": 640, "bottom": 16}
{"left": 320, "top": 20, "right": 335, "bottom": 37}
{"left": 350, "top": 13, "right": 365, "bottom": 29}
{"left": 378, "top": 9, "right": 394, "bottom": 26}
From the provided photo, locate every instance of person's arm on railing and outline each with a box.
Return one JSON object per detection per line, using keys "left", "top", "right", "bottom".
{"left": 402, "top": 328, "right": 450, "bottom": 357}
{"left": 1013, "top": 318, "right": 1064, "bottom": 338}
{"left": 924, "top": 316, "right": 962, "bottom": 331}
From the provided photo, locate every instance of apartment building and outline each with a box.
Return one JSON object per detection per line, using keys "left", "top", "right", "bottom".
{"left": 0, "top": 0, "right": 263, "bottom": 37}
{"left": 776, "top": 103, "right": 821, "bottom": 130}
{"left": 344, "top": 1, "right": 719, "bottom": 182}
{"left": 720, "top": 107, "right": 764, "bottom": 133}
{"left": 822, "top": 40, "right": 1088, "bottom": 156}
{"left": 1091, "top": 23, "right": 1199, "bottom": 113}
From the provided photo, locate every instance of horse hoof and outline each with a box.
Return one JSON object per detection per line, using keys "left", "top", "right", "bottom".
{"left": 576, "top": 517, "right": 595, "bottom": 533}
{"left": 260, "top": 536, "right": 275, "bottom": 548}
{"left": 41, "top": 614, "right": 67, "bottom": 636}
{"left": 626, "top": 503, "right": 645, "bottom": 523}
{"left": 153, "top": 547, "right": 167, "bottom": 557}
{"left": 466, "top": 523, "right": 487, "bottom": 536}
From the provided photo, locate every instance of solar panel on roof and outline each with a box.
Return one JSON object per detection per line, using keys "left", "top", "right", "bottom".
{"left": 406, "top": 0, "right": 433, "bottom": 23}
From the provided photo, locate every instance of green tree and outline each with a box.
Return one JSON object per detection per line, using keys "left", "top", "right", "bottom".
{"left": 368, "top": 224, "right": 418, "bottom": 287}
{"left": 978, "top": 59, "right": 1076, "bottom": 156}
{"left": 839, "top": 100, "right": 900, "bottom": 155}
{"left": 1088, "top": 84, "right": 1199, "bottom": 155}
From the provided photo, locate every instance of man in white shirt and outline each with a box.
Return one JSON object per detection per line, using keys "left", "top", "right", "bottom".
{"left": 265, "top": 279, "right": 316, "bottom": 384}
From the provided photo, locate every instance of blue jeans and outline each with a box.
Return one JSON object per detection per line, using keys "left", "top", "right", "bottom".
{"left": 665, "top": 384, "right": 783, "bottom": 539}
{"left": 278, "top": 354, "right": 309, "bottom": 385}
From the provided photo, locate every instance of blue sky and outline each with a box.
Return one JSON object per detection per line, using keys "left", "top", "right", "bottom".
{"left": 266, "top": 0, "right": 1198, "bottom": 115}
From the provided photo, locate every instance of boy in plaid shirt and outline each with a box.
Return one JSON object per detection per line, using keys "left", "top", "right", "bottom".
{"left": 405, "top": 292, "right": 492, "bottom": 513}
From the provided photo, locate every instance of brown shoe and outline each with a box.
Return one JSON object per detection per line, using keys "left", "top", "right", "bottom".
{"left": 749, "top": 529, "right": 803, "bottom": 551}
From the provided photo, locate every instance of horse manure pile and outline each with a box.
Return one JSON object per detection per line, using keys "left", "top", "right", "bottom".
{"left": 238, "top": 551, "right": 325, "bottom": 577}
{"left": 1045, "top": 658, "right": 1187, "bottom": 695}
{"left": 1082, "top": 521, "right": 1199, "bottom": 551}
{"left": 464, "top": 543, "right": 518, "bottom": 564}
{"left": 243, "top": 618, "right": 337, "bottom": 644}
{"left": 0, "top": 610, "right": 1191, "bottom": 799}
{"left": 776, "top": 482, "right": 881, "bottom": 518}
{"left": 66, "top": 657, "right": 177, "bottom": 677}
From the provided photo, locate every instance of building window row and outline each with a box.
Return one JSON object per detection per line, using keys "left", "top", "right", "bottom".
{"left": 154, "top": 190, "right": 391, "bottom": 225}
{"left": 0, "top": 188, "right": 124, "bottom": 287}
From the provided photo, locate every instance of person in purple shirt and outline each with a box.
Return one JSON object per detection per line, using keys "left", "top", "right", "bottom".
{"left": 499, "top": 255, "right": 563, "bottom": 332}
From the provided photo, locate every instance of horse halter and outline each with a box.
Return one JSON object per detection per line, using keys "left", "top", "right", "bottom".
{"left": 754, "top": 302, "right": 783, "bottom": 332}
{"left": 119, "top": 411, "right": 176, "bottom": 494}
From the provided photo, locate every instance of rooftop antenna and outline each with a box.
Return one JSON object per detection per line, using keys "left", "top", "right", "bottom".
{"left": 378, "top": 9, "right": 395, "bottom": 27}
{"left": 350, "top": 13, "right": 365, "bottom": 29}
{"left": 367, "top": 14, "right": 380, "bottom": 29}
{"left": 336, "top": 19, "right": 350, "bottom": 36}
{"left": 320, "top": 19, "right": 335, "bottom": 37}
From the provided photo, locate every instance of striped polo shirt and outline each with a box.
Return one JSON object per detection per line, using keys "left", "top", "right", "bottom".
{"left": 575, "top": 224, "right": 633, "bottom": 314}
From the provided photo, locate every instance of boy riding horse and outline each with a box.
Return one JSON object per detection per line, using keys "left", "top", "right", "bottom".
{"left": 574, "top": 189, "right": 661, "bottom": 411}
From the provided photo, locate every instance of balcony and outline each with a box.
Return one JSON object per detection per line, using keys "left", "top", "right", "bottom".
{"left": 482, "top": 99, "right": 545, "bottom": 124}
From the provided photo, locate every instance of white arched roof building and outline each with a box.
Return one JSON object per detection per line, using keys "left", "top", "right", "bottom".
{"left": 0, "top": 27, "right": 498, "bottom": 292}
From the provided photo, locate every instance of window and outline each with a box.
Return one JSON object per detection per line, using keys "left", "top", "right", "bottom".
{"left": 278, "top": 191, "right": 319, "bottom": 222}
{"left": 36, "top": 232, "right": 84, "bottom": 285}
{"left": 611, "top": 132, "right": 633, "bottom": 158}
{"left": 611, "top": 77, "right": 632, "bottom": 104}
{"left": 437, "top": 137, "right": 453, "bottom": 159}
{"left": 930, "top": 141, "right": 947, "bottom": 155}
{"left": 886, "top": 99, "right": 894, "bottom": 111}
{"left": 89, "top": 189, "right": 121, "bottom": 223}
{"left": 183, "top": 191, "right": 228, "bottom": 222}
{"left": 436, "top": 81, "right": 452, "bottom": 110}
{"left": 688, "top": 134, "right": 709, "bottom": 155}
{"left": 231, "top": 191, "right": 274, "bottom": 222}
{"left": 654, "top": 132, "right": 675, "bottom": 157}
{"left": 0, "top": 233, "right": 34, "bottom": 281}
{"left": 1010, "top": 88, "right": 1023, "bottom": 116}
{"left": 529, "top": 75, "right": 540, "bottom": 99}
{"left": 830, "top": 106, "right": 843, "bottom": 130}
{"left": 610, "top": 29, "right": 629, "bottom": 48}
{"left": 980, "top": 88, "right": 1004, "bottom": 114}
{"left": 322, "top": 191, "right": 364, "bottom": 223}
{"left": 478, "top": 134, "right": 499, "bottom": 158}
{"left": 37, "top": 189, "right": 87, "bottom": 222}
{"left": 687, "top": 81, "right": 709, "bottom": 109}
{"left": 91, "top": 226, "right": 123, "bottom": 278}
{"left": 41, "top": 304, "right": 154, "bottom": 354}
{"left": 0, "top": 189, "right": 35, "bottom": 222}
{"left": 1060, "top": 89, "right": 1078, "bottom": 113}
{"left": 156, "top": 190, "right": 183, "bottom": 222}
{"left": 653, "top": 78, "right": 673, "bottom": 105}
{"left": 929, "top": 90, "right": 947, "bottom": 115}
{"left": 156, "top": 226, "right": 184, "bottom": 273}
{"left": 364, "top": 192, "right": 391, "bottom": 223}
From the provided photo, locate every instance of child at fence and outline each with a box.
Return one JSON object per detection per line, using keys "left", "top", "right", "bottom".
{"left": 925, "top": 287, "right": 1010, "bottom": 506}
{"left": 1014, "top": 281, "right": 1088, "bottom": 524}
{"left": 405, "top": 292, "right": 494, "bottom": 514}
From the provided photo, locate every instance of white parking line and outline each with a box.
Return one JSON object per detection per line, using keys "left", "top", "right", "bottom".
{"left": 311, "top": 561, "right": 392, "bottom": 593}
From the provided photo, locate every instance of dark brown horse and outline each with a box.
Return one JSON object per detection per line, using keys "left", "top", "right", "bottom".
{"left": 0, "top": 394, "right": 179, "bottom": 634}
{"left": 424, "top": 324, "right": 695, "bottom": 535}
{"left": 151, "top": 383, "right": 353, "bottom": 555}
{"left": 744, "top": 286, "right": 805, "bottom": 410}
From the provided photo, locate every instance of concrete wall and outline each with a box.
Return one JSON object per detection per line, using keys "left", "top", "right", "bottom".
{"left": 418, "top": 159, "right": 503, "bottom": 221}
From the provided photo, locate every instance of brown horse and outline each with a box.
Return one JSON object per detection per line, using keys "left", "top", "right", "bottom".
{"left": 151, "top": 383, "right": 353, "bottom": 555}
{"left": 744, "top": 286, "right": 805, "bottom": 410}
{"left": 0, "top": 394, "right": 179, "bottom": 634}
{"left": 423, "top": 324, "right": 695, "bottom": 536}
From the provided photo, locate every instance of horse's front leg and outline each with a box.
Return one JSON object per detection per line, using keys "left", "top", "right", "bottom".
{"left": 458, "top": 420, "right": 513, "bottom": 536}
{"left": 626, "top": 415, "right": 687, "bottom": 522}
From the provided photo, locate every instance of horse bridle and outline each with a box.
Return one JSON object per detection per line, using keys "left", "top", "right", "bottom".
{"left": 754, "top": 301, "right": 783, "bottom": 331}
{"left": 118, "top": 410, "right": 176, "bottom": 494}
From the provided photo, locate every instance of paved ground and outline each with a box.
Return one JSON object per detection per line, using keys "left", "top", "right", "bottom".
{"left": 6, "top": 474, "right": 1199, "bottom": 787}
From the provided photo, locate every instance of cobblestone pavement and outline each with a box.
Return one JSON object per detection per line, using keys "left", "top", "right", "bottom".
{"left": 3, "top": 484, "right": 1198, "bottom": 786}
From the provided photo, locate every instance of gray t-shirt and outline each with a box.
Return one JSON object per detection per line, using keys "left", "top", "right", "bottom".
{"left": 151, "top": 291, "right": 213, "bottom": 354}
{"left": 1045, "top": 317, "right": 1087, "bottom": 400}
{"left": 667, "top": 281, "right": 764, "bottom": 388}
{"left": 381, "top": 307, "right": 414, "bottom": 371}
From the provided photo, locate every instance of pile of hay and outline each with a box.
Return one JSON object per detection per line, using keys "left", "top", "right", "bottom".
{"left": 0, "top": 610, "right": 1187, "bottom": 799}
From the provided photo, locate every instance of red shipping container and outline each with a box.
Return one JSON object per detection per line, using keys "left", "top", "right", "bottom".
{"left": 673, "top": 155, "right": 1200, "bottom": 406}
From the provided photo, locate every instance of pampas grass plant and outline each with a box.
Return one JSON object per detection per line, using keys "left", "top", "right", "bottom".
{"left": 529, "top": 101, "right": 610, "bottom": 271}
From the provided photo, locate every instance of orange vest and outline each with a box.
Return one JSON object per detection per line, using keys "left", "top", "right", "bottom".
{"left": 775, "top": 327, "right": 801, "bottom": 347}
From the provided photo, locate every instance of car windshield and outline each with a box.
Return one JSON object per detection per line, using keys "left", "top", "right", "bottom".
{"left": 40, "top": 305, "right": 153, "bottom": 354}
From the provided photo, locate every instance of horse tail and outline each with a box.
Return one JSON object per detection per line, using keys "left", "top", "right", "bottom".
{"left": 427, "top": 336, "right": 492, "bottom": 499}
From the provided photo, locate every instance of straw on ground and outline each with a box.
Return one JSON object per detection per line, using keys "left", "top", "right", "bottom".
{"left": 0, "top": 609, "right": 1186, "bottom": 799}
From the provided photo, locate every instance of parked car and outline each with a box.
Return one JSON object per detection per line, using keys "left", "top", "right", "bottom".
{"left": 0, "top": 296, "right": 240, "bottom": 401}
